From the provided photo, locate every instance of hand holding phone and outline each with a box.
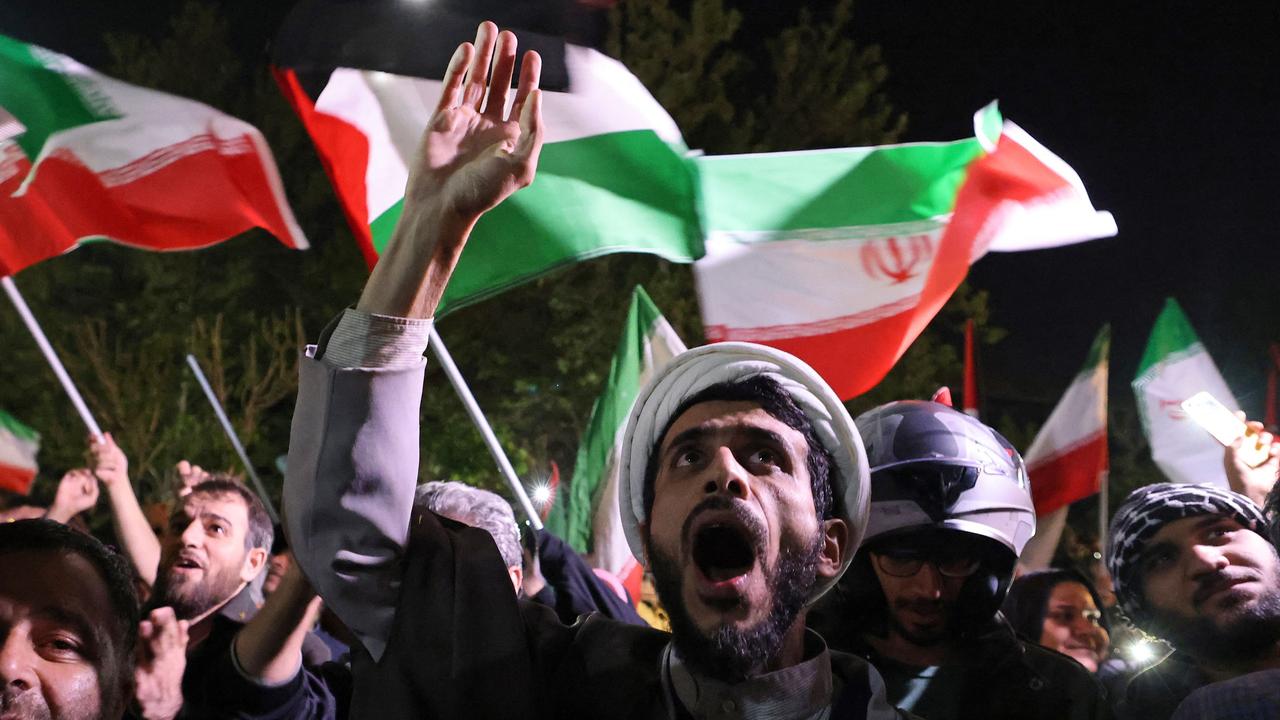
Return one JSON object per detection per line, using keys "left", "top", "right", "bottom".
{"left": 1181, "top": 392, "right": 1271, "bottom": 468}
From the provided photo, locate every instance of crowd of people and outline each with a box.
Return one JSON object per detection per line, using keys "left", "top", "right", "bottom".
{"left": 5, "top": 21, "right": 1280, "bottom": 720}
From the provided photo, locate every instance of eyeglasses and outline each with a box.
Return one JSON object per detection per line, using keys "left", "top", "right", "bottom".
{"left": 1045, "top": 607, "right": 1104, "bottom": 628}
{"left": 872, "top": 550, "right": 981, "bottom": 578}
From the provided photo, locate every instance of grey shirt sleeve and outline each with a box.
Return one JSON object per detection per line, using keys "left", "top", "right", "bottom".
{"left": 284, "top": 308, "right": 432, "bottom": 662}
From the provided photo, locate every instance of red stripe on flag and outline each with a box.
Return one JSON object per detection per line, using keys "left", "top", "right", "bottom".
{"left": 709, "top": 128, "right": 1076, "bottom": 400}
{"left": 1028, "top": 431, "right": 1108, "bottom": 516}
{"left": 272, "top": 67, "right": 379, "bottom": 269}
{"left": 0, "top": 463, "right": 37, "bottom": 495}
{"left": 2, "top": 134, "right": 304, "bottom": 275}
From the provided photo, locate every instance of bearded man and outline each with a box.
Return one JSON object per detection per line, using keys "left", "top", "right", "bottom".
{"left": 1106, "top": 483, "right": 1280, "bottom": 720}
{"left": 282, "top": 21, "right": 908, "bottom": 720}
{"left": 150, "top": 479, "right": 334, "bottom": 718}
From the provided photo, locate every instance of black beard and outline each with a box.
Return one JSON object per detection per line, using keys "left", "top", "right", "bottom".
{"left": 150, "top": 561, "right": 244, "bottom": 621}
{"left": 1155, "top": 585, "right": 1280, "bottom": 667}
{"left": 650, "top": 533, "right": 821, "bottom": 683}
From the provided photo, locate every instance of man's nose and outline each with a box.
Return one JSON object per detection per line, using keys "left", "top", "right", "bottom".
{"left": 907, "top": 561, "right": 944, "bottom": 598}
{"left": 0, "top": 631, "right": 37, "bottom": 693}
{"left": 179, "top": 517, "right": 204, "bottom": 546}
{"left": 703, "top": 446, "right": 751, "bottom": 500}
{"left": 1187, "top": 543, "right": 1230, "bottom": 576}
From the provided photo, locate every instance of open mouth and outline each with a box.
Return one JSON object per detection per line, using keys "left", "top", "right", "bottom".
{"left": 173, "top": 556, "right": 204, "bottom": 571}
{"left": 692, "top": 522, "right": 758, "bottom": 584}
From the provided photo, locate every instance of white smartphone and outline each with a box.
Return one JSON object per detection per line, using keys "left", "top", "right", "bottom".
{"left": 1181, "top": 391, "right": 1270, "bottom": 467}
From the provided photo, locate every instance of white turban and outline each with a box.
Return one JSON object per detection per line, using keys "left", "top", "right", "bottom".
{"left": 618, "top": 341, "right": 870, "bottom": 602}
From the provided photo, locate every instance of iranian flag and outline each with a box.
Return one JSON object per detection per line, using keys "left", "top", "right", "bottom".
{"left": 0, "top": 33, "right": 306, "bottom": 277}
{"left": 0, "top": 409, "right": 39, "bottom": 494}
{"left": 546, "top": 286, "right": 686, "bottom": 602}
{"left": 1133, "top": 298, "right": 1238, "bottom": 486}
{"left": 694, "top": 108, "right": 1117, "bottom": 399}
{"left": 1018, "top": 326, "right": 1110, "bottom": 570}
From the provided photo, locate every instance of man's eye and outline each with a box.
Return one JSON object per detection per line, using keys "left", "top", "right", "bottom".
{"left": 750, "top": 449, "right": 778, "bottom": 466}
{"left": 41, "top": 636, "right": 83, "bottom": 659}
{"left": 675, "top": 449, "right": 702, "bottom": 467}
{"left": 209, "top": 523, "right": 227, "bottom": 535}
{"left": 1145, "top": 551, "right": 1174, "bottom": 572}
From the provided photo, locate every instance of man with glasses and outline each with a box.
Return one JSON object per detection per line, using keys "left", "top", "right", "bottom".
{"left": 812, "top": 400, "right": 1108, "bottom": 719}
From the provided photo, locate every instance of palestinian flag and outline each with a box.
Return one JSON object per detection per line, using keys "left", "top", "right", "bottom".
{"left": 545, "top": 286, "right": 686, "bottom": 602}
{"left": 1133, "top": 298, "right": 1238, "bottom": 486}
{"left": 0, "top": 33, "right": 306, "bottom": 277}
{"left": 273, "top": 14, "right": 696, "bottom": 309}
{"left": 694, "top": 107, "right": 1117, "bottom": 398}
{"left": 0, "top": 409, "right": 39, "bottom": 494}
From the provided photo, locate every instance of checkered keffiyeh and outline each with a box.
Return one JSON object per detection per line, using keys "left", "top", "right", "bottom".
{"left": 1106, "top": 482, "right": 1266, "bottom": 621}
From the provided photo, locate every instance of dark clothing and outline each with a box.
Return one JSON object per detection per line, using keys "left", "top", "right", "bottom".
{"left": 344, "top": 508, "right": 904, "bottom": 719}
{"left": 534, "top": 528, "right": 647, "bottom": 626}
{"left": 827, "top": 616, "right": 1110, "bottom": 720}
{"left": 1116, "top": 652, "right": 1210, "bottom": 720}
{"left": 1170, "top": 668, "right": 1280, "bottom": 720}
{"left": 179, "top": 614, "right": 336, "bottom": 720}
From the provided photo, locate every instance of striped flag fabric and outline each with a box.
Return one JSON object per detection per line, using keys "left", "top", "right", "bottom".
{"left": 0, "top": 33, "right": 306, "bottom": 277}
{"left": 1133, "top": 298, "right": 1238, "bottom": 486}
{"left": 546, "top": 286, "right": 686, "bottom": 602}
{"left": 0, "top": 409, "right": 39, "bottom": 494}
{"left": 1025, "top": 325, "right": 1110, "bottom": 517}
{"left": 1018, "top": 326, "right": 1109, "bottom": 570}
{"left": 275, "top": 42, "right": 698, "bottom": 309}
{"left": 693, "top": 107, "right": 1117, "bottom": 399}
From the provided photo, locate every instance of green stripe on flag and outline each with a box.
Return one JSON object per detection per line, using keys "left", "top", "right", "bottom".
{"left": 0, "top": 33, "right": 118, "bottom": 157}
{"left": 0, "top": 409, "right": 40, "bottom": 444}
{"left": 1135, "top": 298, "right": 1202, "bottom": 378}
{"left": 548, "top": 286, "right": 673, "bottom": 552}
{"left": 694, "top": 138, "right": 985, "bottom": 233}
{"left": 1081, "top": 324, "right": 1111, "bottom": 375}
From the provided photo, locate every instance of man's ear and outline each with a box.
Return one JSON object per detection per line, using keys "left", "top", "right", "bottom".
{"left": 241, "top": 546, "right": 269, "bottom": 583}
{"left": 508, "top": 566, "right": 524, "bottom": 596}
{"left": 816, "top": 518, "right": 850, "bottom": 580}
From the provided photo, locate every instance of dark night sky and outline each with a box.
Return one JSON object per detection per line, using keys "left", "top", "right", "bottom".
{"left": 2, "top": 1, "right": 1277, "bottom": 420}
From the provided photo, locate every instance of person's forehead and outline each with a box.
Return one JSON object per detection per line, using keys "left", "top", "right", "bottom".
{"left": 0, "top": 550, "right": 115, "bottom": 633}
{"left": 661, "top": 400, "right": 807, "bottom": 451}
{"left": 1048, "top": 581, "right": 1093, "bottom": 605}
{"left": 183, "top": 492, "right": 250, "bottom": 525}
{"left": 1147, "top": 513, "right": 1238, "bottom": 545}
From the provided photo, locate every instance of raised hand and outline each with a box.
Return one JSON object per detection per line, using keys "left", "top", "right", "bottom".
{"left": 134, "top": 607, "right": 189, "bottom": 720}
{"left": 46, "top": 468, "right": 99, "bottom": 523}
{"left": 407, "top": 21, "right": 543, "bottom": 222}
{"left": 1226, "top": 416, "right": 1280, "bottom": 508}
{"left": 173, "top": 460, "right": 211, "bottom": 498}
{"left": 89, "top": 431, "right": 129, "bottom": 488}
{"left": 358, "top": 22, "right": 544, "bottom": 320}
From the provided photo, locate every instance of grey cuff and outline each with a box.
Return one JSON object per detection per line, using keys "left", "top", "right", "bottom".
{"left": 320, "top": 308, "right": 433, "bottom": 371}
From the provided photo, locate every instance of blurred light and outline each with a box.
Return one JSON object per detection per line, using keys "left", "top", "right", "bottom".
{"left": 1126, "top": 639, "right": 1156, "bottom": 664}
{"left": 1092, "top": 551, "right": 1103, "bottom": 560}
{"left": 531, "top": 483, "right": 552, "bottom": 506}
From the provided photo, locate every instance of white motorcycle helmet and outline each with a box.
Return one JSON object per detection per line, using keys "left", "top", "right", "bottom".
{"left": 857, "top": 400, "right": 1037, "bottom": 559}
{"left": 836, "top": 400, "right": 1037, "bottom": 631}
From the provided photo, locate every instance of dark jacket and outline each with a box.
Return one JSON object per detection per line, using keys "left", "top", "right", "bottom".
{"left": 344, "top": 508, "right": 905, "bottom": 719}
{"left": 1115, "top": 651, "right": 1209, "bottom": 720}
{"left": 821, "top": 614, "right": 1110, "bottom": 720}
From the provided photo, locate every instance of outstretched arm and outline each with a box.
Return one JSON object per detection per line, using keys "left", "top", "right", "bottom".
{"left": 284, "top": 21, "right": 543, "bottom": 662}
{"left": 91, "top": 433, "right": 163, "bottom": 585}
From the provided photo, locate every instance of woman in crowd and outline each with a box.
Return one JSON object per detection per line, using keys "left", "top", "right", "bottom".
{"left": 1003, "top": 568, "right": 1111, "bottom": 673}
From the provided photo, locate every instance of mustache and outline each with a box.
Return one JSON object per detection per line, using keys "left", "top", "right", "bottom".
{"left": 1193, "top": 569, "right": 1259, "bottom": 607}
{"left": 680, "top": 496, "right": 766, "bottom": 554}
{"left": 893, "top": 598, "right": 946, "bottom": 615}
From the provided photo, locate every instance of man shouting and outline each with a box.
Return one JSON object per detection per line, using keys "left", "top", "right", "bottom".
{"left": 283, "top": 21, "right": 908, "bottom": 719}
